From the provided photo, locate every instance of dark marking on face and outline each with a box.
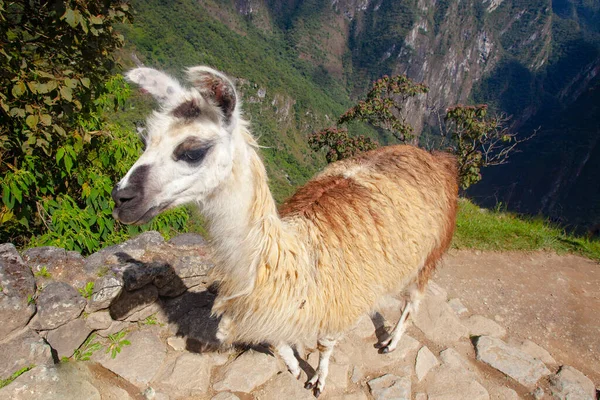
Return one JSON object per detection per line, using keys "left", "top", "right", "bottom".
{"left": 173, "top": 137, "right": 213, "bottom": 164}
{"left": 172, "top": 99, "right": 202, "bottom": 120}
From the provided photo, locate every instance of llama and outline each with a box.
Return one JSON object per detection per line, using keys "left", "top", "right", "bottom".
{"left": 112, "top": 66, "right": 458, "bottom": 397}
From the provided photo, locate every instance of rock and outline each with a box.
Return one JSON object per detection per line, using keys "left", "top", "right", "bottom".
{"left": 117, "top": 261, "right": 170, "bottom": 292}
{"left": 0, "top": 243, "right": 36, "bottom": 339}
{"left": 427, "top": 365, "right": 489, "bottom": 400}
{"left": 0, "top": 362, "right": 138, "bottom": 400}
{"left": 167, "top": 336, "right": 186, "bottom": 351}
{"left": 328, "top": 393, "right": 369, "bottom": 400}
{"left": 549, "top": 365, "right": 596, "bottom": 400}
{"left": 46, "top": 318, "right": 93, "bottom": 359}
{"left": 0, "top": 328, "right": 53, "bottom": 379}
{"left": 154, "top": 353, "right": 215, "bottom": 396}
{"left": 415, "top": 393, "right": 428, "bottom": 400}
{"left": 507, "top": 338, "right": 557, "bottom": 366}
{"left": 95, "top": 329, "right": 166, "bottom": 387}
{"left": 448, "top": 298, "right": 469, "bottom": 316}
{"left": 86, "top": 275, "right": 123, "bottom": 313}
{"left": 256, "top": 371, "right": 314, "bottom": 400}
{"left": 350, "top": 314, "right": 378, "bottom": 339}
{"left": 413, "top": 293, "right": 469, "bottom": 345}
{"left": 177, "top": 306, "right": 220, "bottom": 347}
{"left": 211, "top": 393, "right": 240, "bottom": 400}
{"left": 439, "top": 348, "right": 478, "bottom": 378}
{"left": 213, "top": 349, "right": 279, "bottom": 393}
{"left": 463, "top": 315, "right": 506, "bottom": 338}
{"left": 368, "top": 373, "right": 411, "bottom": 400}
{"left": 85, "top": 311, "right": 113, "bottom": 331}
{"left": 427, "top": 280, "right": 448, "bottom": 300}
{"left": 488, "top": 385, "right": 520, "bottom": 400}
{"left": 23, "top": 246, "right": 87, "bottom": 288}
{"left": 351, "top": 366, "right": 363, "bottom": 383}
{"left": 168, "top": 233, "right": 206, "bottom": 249}
{"left": 532, "top": 387, "right": 545, "bottom": 399}
{"left": 96, "top": 320, "right": 131, "bottom": 338}
{"left": 109, "top": 284, "right": 158, "bottom": 320}
{"left": 84, "top": 231, "right": 164, "bottom": 274}
{"left": 29, "top": 282, "right": 86, "bottom": 330}
{"left": 327, "top": 362, "right": 349, "bottom": 390}
{"left": 475, "top": 336, "right": 550, "bottom": 388}
{"left": 416, "top": 346, "right": 439, "bottom": 381}
{"left": 124, "top": 300, "right": 162, "bottom": 322}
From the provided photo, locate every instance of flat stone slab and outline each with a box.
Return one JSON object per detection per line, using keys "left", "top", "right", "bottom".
{"left": 549, "top": 365, "right": 596, "bottom": 400}
{"left": 46, "top": 318, "right": 92, "bottom": 359}
{"left": 463, "top": 315, "right": 506, "bottom": 338}
{"left": 427, "top": 363, "right": 489, "bottom": 400}
{"left": 154, "top": 353, "right": 217, "bottom": 396}
{"left": 415, "top": 346, "right": 439, "bottom": 381}
{"left": 413, "top": 293, "right": 469, "bottom": 346}
{"left": 448, "top": 298, "right": 469, "bottom": 316}
{"left": 94, "top": 329, "right": 166, "bottom": 387}
{"left": 475, "top": 336, "right": 550, "bottom": 388}
{"left": 254, "top": 371, "right": 314, "bottom": 400}
{"left": 0, "top": 328, "right": 53, "bottom": 379}
{"left": 507, "top": 338, "right": 557, "bottom": 366}
{"left": 213, "top": 349, "right": 279, "bottom": 393}
{"left": 368, "top": 372, "right": 411, "bottom": 400}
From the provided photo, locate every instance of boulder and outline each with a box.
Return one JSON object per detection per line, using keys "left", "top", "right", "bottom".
{"left": 415, "top": 346, "right": 439, "bottom": 382}
{"left": 29, "top": 282, "right": 86, "bottom": 330}
{"left": 413, "top": 292, "right": 469, "bottom": 346}
{"left": 46, "top": 318, "right": 93, "bottom": 359}
{"left": 85, "top": 275, "right": 123, "bottom": 313}
{"left": 368, "top": 372, "right": 411, "bottom": 400}
{"left": 23, "top": 246, "right": 87, "bottom": 289}
{"left": 0, "top": 328, "right": 53, "bottom": 380}
{"left": 213, "top": 349, "right": 279, "bottom": 393}
{"left": 549, "top": 365, "right": 596, "bottom": 400}
{"left": 109, "top": 284, "right": 158, "bottom": 320}
{"left": 0, "top": 243, "right": 36, "bottom": 339}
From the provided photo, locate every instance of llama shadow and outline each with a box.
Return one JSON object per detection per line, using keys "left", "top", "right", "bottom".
{"left": 110, "top": 252, "right": 221, "bottom": 354}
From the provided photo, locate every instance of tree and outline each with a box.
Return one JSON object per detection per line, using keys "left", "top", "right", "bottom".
{"left": 443, "top": 105, "right": 535, "bottom": 189}
{"left": 308, "top": 127, "right": 379, "bottom": 164}
{"left": 0, "top": 1, "right": 188, "bottom": 252}
{"left": 338, "top": 74, "right": 429, "bottom": 143}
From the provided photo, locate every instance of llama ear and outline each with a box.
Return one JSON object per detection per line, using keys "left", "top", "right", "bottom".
{"left": 186, "top": 66, "right": 238, "bottom": 124}
{"left": 125, "top": 67, "right": 185, "bottom": 107}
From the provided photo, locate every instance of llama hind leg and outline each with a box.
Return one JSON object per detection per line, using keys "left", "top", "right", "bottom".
{"left": 304, "top": 337, "right": 336, "bottom": 398}
{"left": 377, "top": 286, "right": 424, "bottom": 354}
{"left": 276, "top": 343, "right": 301, "bottom": 379}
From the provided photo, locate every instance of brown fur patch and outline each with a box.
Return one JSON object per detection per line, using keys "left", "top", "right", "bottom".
{"left": 172, "top": 99, "right": 202, "bottom": 120}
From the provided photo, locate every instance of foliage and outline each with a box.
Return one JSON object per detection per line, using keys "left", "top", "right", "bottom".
{"left": 454, "top": 198, "right": 600, "bottom": 261}
{"left": 78, "top": 281, "right": 94, "bottom": 299}
{"left": 106, "top": 330, "right": 130, "bottom": 359}
{"left": 73, "top": 333, "right": 102, "bottom": 361}
{"left": 443, "top": 105, "right": 534, "bottom": 189}
{"left": 338, "top": 75, "right": 429, "bottom": 143}
{"left": 308, "top": 127, "right": 379, "bottom": 164}
{"left": 34, "top": 266, "right": 51, "bottom": 278}
{"left": 0, "top": 365, "right": 34, "bottom": 388}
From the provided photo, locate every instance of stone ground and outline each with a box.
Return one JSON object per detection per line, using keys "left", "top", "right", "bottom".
{"left": 1, "top": 250, "right": 598, "bottom": 400}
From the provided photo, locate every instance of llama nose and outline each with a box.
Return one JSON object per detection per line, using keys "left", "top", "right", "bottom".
{"left": 111, "top": 185, "right": 139, "bottom": 207}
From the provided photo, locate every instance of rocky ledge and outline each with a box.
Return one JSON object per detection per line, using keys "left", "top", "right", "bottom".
{"left": 0, "top": 232, "right": 597, "bottom": 400}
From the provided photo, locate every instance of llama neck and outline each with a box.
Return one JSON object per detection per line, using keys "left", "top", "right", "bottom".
{"left": 200, "top": 129, "right": 284, "bottom": 296}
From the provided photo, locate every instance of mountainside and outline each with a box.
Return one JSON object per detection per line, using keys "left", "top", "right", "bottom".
{"left": 118, "top": 0, "right": 600, "bottom": 230}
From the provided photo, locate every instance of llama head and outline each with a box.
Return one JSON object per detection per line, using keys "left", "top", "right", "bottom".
{"left": 112, "top": 66, "right": 241, "bottom": 225}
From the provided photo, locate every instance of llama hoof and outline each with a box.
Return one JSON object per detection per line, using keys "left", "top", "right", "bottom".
{"left": 304, "top": 381, "right": 314, "bottom": 390}
{"left": 313, "top": 388, "right": 321, "bottom": 398}
{"left": 378, "top": 345, "right": 392, "bottom": 354}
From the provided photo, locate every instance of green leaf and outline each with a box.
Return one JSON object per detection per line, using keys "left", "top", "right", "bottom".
{"left": 40, "top": 114, "right": 52, "bottom": 126}
{"left": 25, "top": 115, "right": 38, "bottom": 129}
{"left": 80, "top": 77, "right": 90, "bottom": 88}
{"left": 12, "top": 82, "right": 26, "bottom": 97}
{"left": 60, "top": 86, "right": 73, "bottom": 102}
{"left": 64, "top": 154, "right": 73, "bottom": 173}
{"left": 56, "top": 148, "right": 65, "bottom": 163}
{"left": 63, "top": 8, "right": 76, "bottom": 28}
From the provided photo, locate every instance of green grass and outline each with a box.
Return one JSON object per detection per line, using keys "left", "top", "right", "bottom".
{"left": 0, "top": 365, "right": 34, "bottom": 389}
{"left": 454, "top": 198, "right": 600, "bottom": 261}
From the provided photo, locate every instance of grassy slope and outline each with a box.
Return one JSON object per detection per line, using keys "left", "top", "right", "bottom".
{"left": 454, "top": 199, "right": 600, "bottom": 262}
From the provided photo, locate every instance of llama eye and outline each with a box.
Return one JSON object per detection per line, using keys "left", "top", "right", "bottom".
{"left": 182, "top": 147, "right": 209, "bottom": 163}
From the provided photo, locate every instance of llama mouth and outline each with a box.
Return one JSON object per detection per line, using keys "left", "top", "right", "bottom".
{"left": 113, "top": 201, "right": 173, "bottom": 225}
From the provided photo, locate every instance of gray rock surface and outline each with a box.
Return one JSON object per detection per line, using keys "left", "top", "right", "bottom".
{"left": 109, "top": 284, "right": 158, "bottom": 320}
{"left": 86, "top": 275, "right": 123, "bottom": 313}
{"left": 0, "top": 243, "right": 36, "bottom": 339}
{"left": 488, "top": 385, "right": 520, "bottom": 400}
{"left": 85, "top": 310, "right": 113, "bottom": 331}
{"left": 427, "top": 365, "right": 490, "bottom": 400}
{"left": 46, "top": 318, "right": 92, "bottom": 359}
{"left": 95, "top": 329, "right": 166, "bottom": 387}
{"left": 213, "top": 350, "right": 279, "bottom": 393}
{"left": 415, "top": 346, "right": 439, "bottom": 382}
{"left": 475, "top": 336, "right": 550, "bottom": 388}
{"left": 0, "top": 328, "right": 53, "bottom": 379}
{"left": 154, "top": 353, "right": 215, "bottom": 396}
{"left": 507, "top": 338, "right": 557, "bottom": 366}
{"left": 448, "top": 298, "right": 469, "bottom": 316}
{"left": 255, "top": 372, "right": 314, "bottom": 400}
{"left": 168, "top": 233, "right": 206, "bottom": 249}
{"left": 413, "top": 292, "right": 469, "bottom": 345}
{"left": 549, "top": 365, "right": 596, "bottom": 400}
{"left": 368, "top": 373, "right": 411, "bottom": 400}
{"left": 463, "top": 315, "right": 507, "bottom": 338}
{"left": 211, "top": 392, "right": 240, "bottom": 400}
{"left": 29, "top": 282, "right": 86, "bottom": 330}
{"left": 23, "top": 246, "right": 87, "bottom": 288}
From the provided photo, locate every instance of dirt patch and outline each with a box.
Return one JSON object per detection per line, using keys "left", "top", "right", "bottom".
{"left": 435, "top": 249, "right": 600, "bottom": 385}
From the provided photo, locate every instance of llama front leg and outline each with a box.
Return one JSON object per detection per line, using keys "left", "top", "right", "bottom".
{"left": 304, "top": 337, "right": 336, "bottom": 398}
{"left": 276, "top": 343, "right": 301, "bottom": 379}
{"left": 377, "top": 287, "right": 424, "bottom": 354}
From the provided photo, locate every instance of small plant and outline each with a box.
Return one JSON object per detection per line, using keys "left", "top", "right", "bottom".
{"left": 96, "top": 266, "right": 110, "bottom": 277}
{"left": 34, "top": 266, "right": 51, "bottom": 278}
{"left": 26, "top": 295, "right": 35, "bottom": 305}
{"left": 73, "top": 334, "right": 102, "bottom": 362}
{"left": 141, "top": 314, "right": 158, "bottom": 326}
{"left": 0, "top": 365, "right": 34, "bottom": 389}
{"left": 106, "top": 331, "right": 131, "bottom": 359}
{"left": 78, "top": 282, "right": 95, "bottom": 299}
